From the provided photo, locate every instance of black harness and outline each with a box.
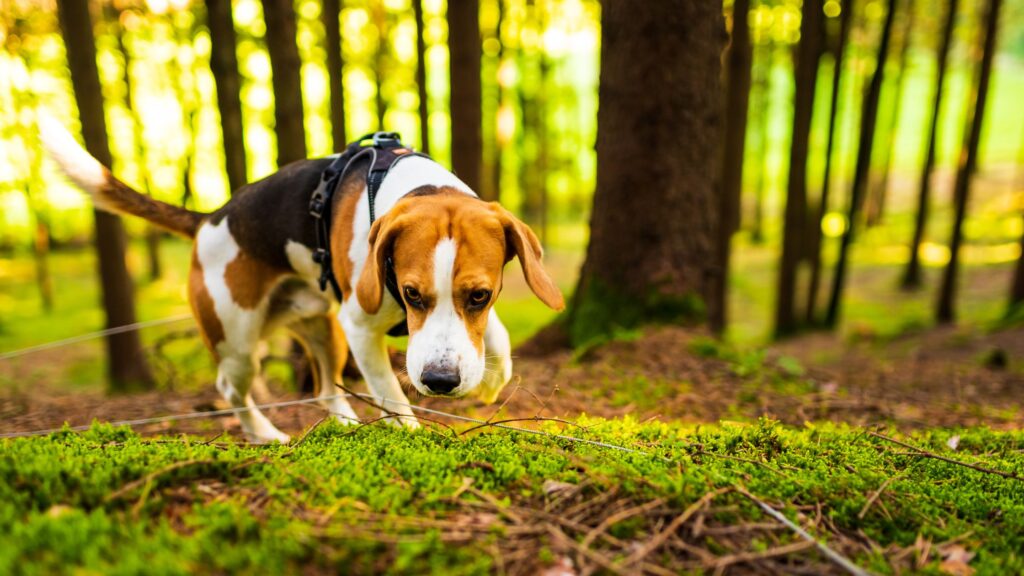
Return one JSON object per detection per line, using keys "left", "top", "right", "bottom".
{"left": 308, "top": 132, "right": 428, "bottom": 336}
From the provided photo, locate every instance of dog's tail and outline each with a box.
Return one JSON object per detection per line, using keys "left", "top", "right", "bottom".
{"left": 38, "top": 116, "right": 205, "bottom": 239}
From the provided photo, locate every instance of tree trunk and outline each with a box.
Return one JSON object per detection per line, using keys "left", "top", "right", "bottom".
{"left": 865, "top": 1, "right": 914, "bottom": 228}
{"left": 806, "top": 0, "right": 853, "bottom": 324}
{"left": 113, "top": 10, "right": 162, "bottom": 281}
{"left": 903, "top": 0, "right": 958, "bottom": 289}
{"left": 749, "top": 42, "right": 773, "bottom": 245}
{"left": 206, "top": 0, "right": 248, "bottom": 193}
{"left": 485, "top": 0, "right": 506, "bottom": 203}
{"left": 447, "top": 0, "right": 483, "bottom": 194}
{"left": 323, "top": 0, "right": 348, "bottom": 149}
{"left": 262, "top": 0, "right": 307, "bottom": 166}
{"left": 56, "top": 0, "right": 154, "bottom": 392}
{"left": 710, "top": 0, "right": 752, "bottom": 334}
{"left": 565, "top": 0, "right": 724, "bottom": 347}
{"left": 413, "top": 0, "right": 429, "bottom": 153}
{"left": 775, "top": 0, "right": 823, "bottom": 338}
{"left": 374, "top": 1, "right": 388, "bottom": 129}
{"left": 824, "top": 0, "right": 899, "bottom": 328}
{"left": 168, "top": 10, "right": 198, "bottom": 208}
{"left": 936, "top": 0, "right": 1003, "bottom": 324}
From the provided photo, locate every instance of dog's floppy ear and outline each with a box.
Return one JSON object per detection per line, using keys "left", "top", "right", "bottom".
{"left": 356, "top": 212, "right": 406, "bottom": 314}
{"left": 492, "top": 204, "right": 565, "bottom": 311}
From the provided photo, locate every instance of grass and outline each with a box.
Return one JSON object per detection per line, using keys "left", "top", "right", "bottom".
{"left": 1, "top": 419, "right": 1022, "bottom": 574}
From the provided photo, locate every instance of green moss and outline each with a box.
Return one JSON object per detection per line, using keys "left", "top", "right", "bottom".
{"left": 2, "top": 420, "right": 1023, "bottom": 573}
{"left": 566, "top": 277, "right": 706, "bottom": 349}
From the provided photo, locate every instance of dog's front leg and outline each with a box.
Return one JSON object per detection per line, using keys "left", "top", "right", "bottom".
{"left": 478, "top": 308, "right": 514, "bottom": 404}
{"left": 341, "top": 312, "right": 419, "bottom": 428}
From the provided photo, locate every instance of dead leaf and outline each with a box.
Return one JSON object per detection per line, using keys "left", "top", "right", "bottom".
{"left": 939, "top": 545, "right": 975, "bottom": 575}
{"left": 542, "top": 480, "right": 575, "bottom": 496}
{"left": 946, "top": 435, "right": 961, "bottom": 451}
{"left": 539, "top": 556, "right": 576, "bottom": 576}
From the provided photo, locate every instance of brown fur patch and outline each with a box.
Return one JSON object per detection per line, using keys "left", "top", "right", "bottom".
{"left": 101, "top": 172, "right": 204, "bottom": 238}
{"left": 188, "top": 249, "right": 225, "bottom": 359}
{"left": 224, "top": 249, "right": 286, "bottom": 309}
{"left": 329, "top": 177, "right": 365, "bottom": 300}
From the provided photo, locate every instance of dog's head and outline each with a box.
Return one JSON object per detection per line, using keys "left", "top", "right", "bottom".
{"left": 356, "top": 191, "right": 564, "bottom": 399}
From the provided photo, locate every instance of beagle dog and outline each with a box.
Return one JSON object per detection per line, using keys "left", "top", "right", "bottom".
{"left": 41, "top": 119, "right": 564, "bottom": 443}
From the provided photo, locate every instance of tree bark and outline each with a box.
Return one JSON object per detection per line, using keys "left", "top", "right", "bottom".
{"left": 865, "top": 1, "right": 914, "bottom": 228}
{"left": 775, "top": 0, "right": 823, "bottom": 338}
{"left": 749, "top": 42, "right": 774, "bottom": 245}
{"left": 56, "top": 0, "right": 154, "bottom": 392}
{"left": 825, "top": 0, "right": 900, "bottom": 328}
{"left": 206, "top": 0, "right": 248, "bottom": 193}
{"left": 262, "top": 0, "right": 307, "bottom": 166}
{"left": 936, "top": 0, "right": 1003, "bottom": 323}
{"left": 710, "top": 0, "right": 752, "bottom": 334}
{"left": 447, "top": 0, "right": 483, "bottom": 194}
{"left": 806, "top": 0, "right": 853, "bottom": 324}
{"left": 323, "top": 0, "right": 348, "bottom": 149}
{"left": 903, "top": 0, "right": 958, "bottom": 289}
{"left": 413, "top": 0, "right": 429, "bottom": 153}
{"left": 565, "top": 0, "right": 724, "bottom": 347}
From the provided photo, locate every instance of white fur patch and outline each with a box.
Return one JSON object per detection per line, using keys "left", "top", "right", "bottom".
{"left": 37, "top": 114, "right": 110, "bottom": 205}
{"left": 406, "top": 238, "right": 485, "bottom": 396}
{"left": 285, "top": 240, "right": 320, "bottom": 282}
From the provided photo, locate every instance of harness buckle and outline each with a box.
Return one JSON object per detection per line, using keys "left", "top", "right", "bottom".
{"left": 372, "top": 132, "right": 402, "bottom": 148}
{"left": 309, "top": 191, "right": 326, "bottom": 218}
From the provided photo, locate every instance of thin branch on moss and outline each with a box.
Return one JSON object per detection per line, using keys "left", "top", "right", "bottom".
{"left": 621, "top": 487, "right": 732, "bottom": 568}
{"left": 858, "top": 474, "right": 901, "bottom": 519}
{"left": 736, "top": 486, "right": 871, "bottom": 576}
{"left": 869, "top": 431, "right": 1024, "bottom": 482}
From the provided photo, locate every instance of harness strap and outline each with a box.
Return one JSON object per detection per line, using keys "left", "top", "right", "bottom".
{"left": 308, "top": 132, "right": 426, "bottom": 337}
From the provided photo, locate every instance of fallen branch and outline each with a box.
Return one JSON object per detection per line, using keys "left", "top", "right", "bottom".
{"left": 620, "top": 487, "right": 732, "bottom": 569}
{"left": 858, "top": 474, "right": 900, "bottom": 520}
{"left": 736, "top": 486, "right": 872, "bottom": 576}
{"left": 709, "top": 539, "right": 816, "bottom": 571}
{"left": 869, "top": 431, "right": 1024, "bottom": 482}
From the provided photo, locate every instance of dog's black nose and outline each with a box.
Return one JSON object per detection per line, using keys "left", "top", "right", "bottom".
{"left": 422, "top": 370, "right": 460, "bottom": 394}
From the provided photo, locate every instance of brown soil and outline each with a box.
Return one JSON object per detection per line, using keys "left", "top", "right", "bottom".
{"left": 2, "top": 324, "right": 1021, "bottom": 439}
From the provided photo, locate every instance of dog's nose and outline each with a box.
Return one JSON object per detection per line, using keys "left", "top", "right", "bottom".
{"left": 421, "top": 369, "right": 460, "bottom": 394}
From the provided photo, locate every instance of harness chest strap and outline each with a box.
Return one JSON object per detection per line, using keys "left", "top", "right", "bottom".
{"left": 308, "top": 132, "right": 427, "bottom": 336}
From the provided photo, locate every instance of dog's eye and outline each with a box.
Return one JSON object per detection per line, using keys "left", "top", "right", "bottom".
{"left": 404, "top": 286, "right": 422, "bottom": 305}
{"left": 468, "top": 289, "right": 491, "bottom": 308}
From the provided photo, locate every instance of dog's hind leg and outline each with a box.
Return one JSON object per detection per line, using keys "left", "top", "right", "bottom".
{"left": 289, "top": 315, "right": 359, "bottom": 424}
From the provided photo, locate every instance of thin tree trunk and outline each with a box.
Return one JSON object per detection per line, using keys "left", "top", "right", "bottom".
{"left": 412, "top": 0, "right": 429, "bottom": 153}
{"left": 169, "top": 10, "right": 198, "bottom": 208}
{"left": 865, "top": 1, "right": 914, "bottom": 227}
{"left": 56, "top": 0, "right": 154, "bottom": 392}
{"left": 448, "top": 0, "right": 483, "bottom": 194}
{"left": 112, "top": 9, "right": 162, "bottom": 281}
{"left": 711, "top": 0, "right": 752, "bottom": 334}
{"left": 263, "top": 0, "right": 307, "bottom": 166}
{"left": 824, "top": 0, "right": 900, "bottom": 328}
{"left": 486, "top": 0, "right": 505, "bottom": 203}
{"left": 374, "top": 1, "right": 388, "bottom": 129}
{"left": 1011, "top": 129, "right": 1024, "bottom": 311}
{"left": 323, "top": 0, "right": 348, "bottom": 149}
{"left": 806, "top": 0, "right": 853, "bottom": 324}
{"left": 903, "top": 0, "right": 958, "bottom": 289}
{"left": 14, "top": 87, "right": 55, "bottom": 312}
{"left": 536, "top": 2, "right": 549, "bottom": 247}
{"left": 749, "top": 41, "right": 773, "bottom": 245}
{"left": 565, "top": 0, "right": 724, "bottom": 346}
{"left": 775, "top": 0, "right": 823, "bottom": 338}
{"left": 936, "top": 0, "right": 1003, "bottom": 323}
{"left": 206, "top": 0, "right": 248, "bottom": 193}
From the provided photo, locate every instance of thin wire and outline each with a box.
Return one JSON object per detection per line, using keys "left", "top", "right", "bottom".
{"left": 0, "top": 314, "right": 194, "bottom": 362}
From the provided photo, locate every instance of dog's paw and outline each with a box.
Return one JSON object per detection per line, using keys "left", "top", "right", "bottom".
{"left": 246, "top": 429, "right": 292, "bottom": 445}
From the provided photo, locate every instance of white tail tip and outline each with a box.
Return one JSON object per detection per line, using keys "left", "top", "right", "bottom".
{"left": 37, "top": 113, "right": 109, "bottom": 197}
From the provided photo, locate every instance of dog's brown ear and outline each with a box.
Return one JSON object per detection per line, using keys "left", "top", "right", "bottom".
{"left": 493, "top": 204, "right": 565, "bottom": 311}
{"left": 356, "top": 212, "right": 405, "bottom": 314}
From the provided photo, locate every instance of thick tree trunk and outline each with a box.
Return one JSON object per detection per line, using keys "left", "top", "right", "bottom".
{"left": 412, "top": 0, "right": 430, "bottom": 153}
{"left": 937, "top": 0, "right": 1003, "bottom": 323}
{"left": 206, "top": 0, "right": 248, "bottom": 193}
{"left": 775, "top": 0, "right": 822, "bottom": 338}
{"left": 448, "top": 0, "right": 483, "bottom": 195}
{"left": 903, "top": 0, "right": 959, "bottom": 289}
{"left": 323, "top": 0, "right": 347, "bottom": 149}
{"left": 825, "top": 0, "right": 899, "bottom": 328}
{"left": 710, "top": 0, "right": 752, "bottom": 334}
{"left": 263, "top": 0, "right": 307, "bottom": 166}
{"left": 865, "top": 1, "right": 914, "bottom": 228}
{"left": 806, "top": 0, "right": 853, "bottom": 324}
{"left": 565, "top": 0, "right": 724, "bottom": 347}
{"left": 113, "top": 11, "right": 162, "bottom": 281}
{"left": 56, "top": 0, "right": 154, "bottom": 392}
